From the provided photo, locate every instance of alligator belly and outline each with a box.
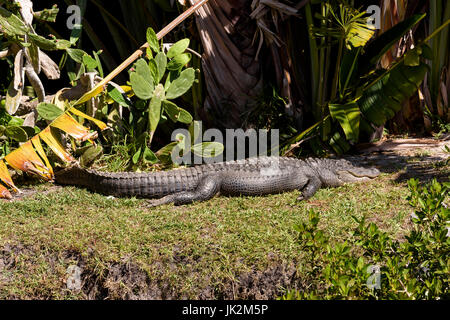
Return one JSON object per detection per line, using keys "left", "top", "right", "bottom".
{"left": 219, "top": 171, "right": 307, "bottom": 196}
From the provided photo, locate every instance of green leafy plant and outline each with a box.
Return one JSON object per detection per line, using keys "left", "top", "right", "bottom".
{"left": 108, "top": 27, "right": 221, "bottom": 167}
{"left": 64, "top": 48, "right": 105, "bottom": 82}
{"left": 286, "top": 2, "right": 449, "bottom": 155}
{"left": 281, "top": 178, "right": 449, "bottom": 300}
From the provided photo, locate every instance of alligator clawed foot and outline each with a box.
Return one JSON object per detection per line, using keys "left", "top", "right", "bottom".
{"left": 145, "top": 195, "right": 176, "bottom": 208}
{"left": 145, "top": 199, "right": 166, "bottom": 208}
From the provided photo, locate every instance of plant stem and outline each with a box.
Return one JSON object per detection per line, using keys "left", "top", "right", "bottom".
{"left": 330, "top": 39, "right": 344, "bottom": 101}
{"left": 305, "top": 3, "right": 319, "bottom": 118}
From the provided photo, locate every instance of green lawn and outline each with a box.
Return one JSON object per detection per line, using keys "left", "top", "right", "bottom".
{"left": 0, "top": 170, "right": 421, "bottom": 299}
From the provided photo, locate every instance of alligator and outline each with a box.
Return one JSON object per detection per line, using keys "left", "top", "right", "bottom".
{"left": 54, "top": 157, "right": 380, "bottom": 206}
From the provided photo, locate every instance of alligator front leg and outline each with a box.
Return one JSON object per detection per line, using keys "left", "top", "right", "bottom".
{"left": 297, "top": 176, "right": 321, "bottom": 201}
{"left": 146, "top": 175, "right": 221, "bottom": 207}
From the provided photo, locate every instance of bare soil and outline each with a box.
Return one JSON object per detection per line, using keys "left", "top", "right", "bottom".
{"left": 1, "top": 243, "right": 300, "bottom": 299}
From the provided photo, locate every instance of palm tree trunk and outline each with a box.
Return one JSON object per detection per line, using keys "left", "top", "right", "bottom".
{"left": 190, "top": 0, "right": 263, "bottom": 129}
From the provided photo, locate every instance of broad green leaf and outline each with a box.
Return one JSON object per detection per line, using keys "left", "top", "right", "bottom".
{"left": 143, "top": 147, "right": 158, "bottom": 164}
{"left": 167, "top": 39, "right": 190, "bottom": 58}
{"left": 82, "top": 54, "right": 98, "bottom": 70}
{"left": 404, "top": 47, "right": 421, "bottom": 66}
{"left": 33, "top": 5, "right": 59, "bottom": 22}
{"left": 358, "top": 61, "right": 428, "bottom": 129}
{"left": 146, "top": 27, "right": 159, "bottom": 53}
{"left": 146, "top": 47, "right": 153, "bottom": 59}
{"left": 8, "top": 117, "right": 24, "bottom": 127}
{"left": 358, "top": 80, "right": 388, "bottom": 127}
{"left": 176, "top": 107, "right": 193, "bottom": 124}
{"left": 189, "top": 121, "right": 203, "bottom": 144}
{"left": 0, "top": 7, "right": 28, "bottom": 37}
{"left": 5, "top": 126, "right": 28, "bottom": 142}
{"left": 164, "top": 70, "right": 180, "bottom": 91}
{"left": 339, "top": 47, "right": 361, "bottom": 95}
{"left": 329, "top": 101, "right": 360, "bottom": 142}
{"left": 76, "top": 63, "right": 86, "bottom": 80}
{"left": 154, "top": 52, "right": 167, "bottom": 83}
{"left": 162, "top": 100, "right": 193, "bottom": 124}
{"left": 37, "top": 103, "right": 65, "bottom": 121}
{"left": 132, "top": 147, "right": 142, "bottom": 164}
{"left": 321, "top": 115, "right": 332, "bottom": 141}
{"left": 135, "top": 58, "right": 154, "bottom": 83}
{"left": 92, "top": 50, "right": 104, "bottom": 78}
{"left": 28, "top": 33, "right": 71, "bottom": 51}
{"left": 107, "top": 85, "right": 131, "bottom": 107}
{"left": 155, "top": 141, "right": 179, "bottom": 164}
{"left": 70, "top": 25, "right": 82, "bottom": 45}
{"left": 148, "top": 59, "right": 159, "bottom": 86}
{"left": 163, "top": 100, "right": 180, "bottom": 122}
{"left": 165, "top": 68, "right": 195, "bottom": 100}
{"left": 80, "top": 145, "right": 103, "bottom": 167}
{"left": 362, "top": 14, "right": 426, "bottom": 66}
{"left": 149, "top": 84, "right": 165, "bottom": 134}
{"left": 155, "top": 142, "right": 178, "bottom": 157}
{"left": 329, "top": 131, "right": 350, "bottom": 155}
{"left": 167, "top": 53, "right": 191, "bottom": 71}
{"left": 23, "top": 125, "right": 39, "bottom": 137}
{"left": 359, "top": 118, "right": 375, "bottom": 134}
{"left": 420, "top": 44, "right": 433, "bottom": 60}
{"left": 130, "top": 72, "right": 154, "bottom": 100}
{"left": 191, "top": 142, "right": 224, "bottom": 158}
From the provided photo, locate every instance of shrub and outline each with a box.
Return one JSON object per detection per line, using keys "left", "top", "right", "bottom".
{"left": 282, "top": 178, "right": 449, "bottom": 300}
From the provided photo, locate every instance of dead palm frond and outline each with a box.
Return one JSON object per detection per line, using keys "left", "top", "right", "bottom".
{"left": 250, "top": 0, "right": 299, "bottom": 57}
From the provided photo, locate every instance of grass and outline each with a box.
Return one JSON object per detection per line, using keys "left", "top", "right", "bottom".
{"left": 0, "top": 171, "right": 421, "bottom": 300}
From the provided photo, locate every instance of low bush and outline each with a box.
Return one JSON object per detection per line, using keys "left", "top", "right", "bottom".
{"left": 282, "top": 178, "right": 449, "bottom": 300}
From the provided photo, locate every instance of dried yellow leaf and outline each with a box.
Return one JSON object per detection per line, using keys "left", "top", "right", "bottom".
{"left": 0, "top": 160, "right": 18, "bottom": 192}
{"left": 69, "top": 108, "right": 108, "bottom": 131}
{"left": 0, "top": 183, "right": 12, "bottom": 199}
{"left": 39, "top": 127, "right": 75, "bottom": 163}
{"left": 31, "top": 135, "right": 54, "bottom": 177}
{"left": 51, "top": 113, "right": 98, "bottom": 141}
{"left": 5, "top": 141, "right": 53, "bottom": 181}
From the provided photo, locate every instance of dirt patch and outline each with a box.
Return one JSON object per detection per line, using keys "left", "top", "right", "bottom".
{"left": 0, "top": 243, "right": 301, "bottom": 300}
{"left": 0, "top": 243, "right": 21, "bottom": 285}
{"left": 1, "top": 185, "right": 64, "bottom": 202}
{"left": 82, "top": 261, "right": 299, "bottom": 300}
{"left": 82, "top": 260, "right": 167, "bottom": 300}
{"left": 219, "top": 264, "right": 298, "bottom": 299}
{"left": 349, "top": 137, "right": 449, "bottom": 183}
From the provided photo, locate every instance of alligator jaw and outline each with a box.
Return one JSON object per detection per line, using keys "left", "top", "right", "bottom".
{"left": 336, "top": 167, "right": 380, "bottom": 182}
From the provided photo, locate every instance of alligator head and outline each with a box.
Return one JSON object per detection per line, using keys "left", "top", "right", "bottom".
{"left": 312, "top": 158, "right": 380, "bottom": 187}
{"left": 333, "top": 159, "right": 380, "bottom": 183}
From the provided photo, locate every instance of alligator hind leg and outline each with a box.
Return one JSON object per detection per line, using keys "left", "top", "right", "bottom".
{"left": 297, "top": 176, "right": 322, "bottom": 201}
{"left": 146, "top": 175, "right": 221, "bottom": 207}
